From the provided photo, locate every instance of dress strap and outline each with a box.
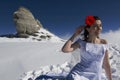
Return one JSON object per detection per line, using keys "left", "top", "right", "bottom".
{"left": 103, "top": 44, "right": 109, "bottom": 54}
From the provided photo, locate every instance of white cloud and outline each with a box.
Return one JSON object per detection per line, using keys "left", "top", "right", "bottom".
{"left": 61, "top": 29, "right": 120, "bottom": 45}
{"left": 60, "top": 33, "right": 71, "bottom": 40}
{"left": 101, "top": 29, "right": 120, "bottom": 45}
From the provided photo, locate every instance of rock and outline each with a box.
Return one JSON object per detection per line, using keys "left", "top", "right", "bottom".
{"left": 36, "top": 19, "right": 43, "bottom": 28}
{"left": 16, "top": 33, "right": 29, "bottom": 38}
{"left": 40, "top": 35, "right": 46, "bottom": 39}
{"left": 13, "top": 6, "right": 42, "bottom": 35}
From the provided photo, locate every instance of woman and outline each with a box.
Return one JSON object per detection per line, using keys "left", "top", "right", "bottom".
{"left": 35, "top": 16, "right": 112, "bottom": 80}
{"left": 62, "top": 16, "right": 112, "bottom": 80}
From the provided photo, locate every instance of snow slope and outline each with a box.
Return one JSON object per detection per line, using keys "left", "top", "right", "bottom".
{"left": 0, "top": 28, "right": 120, "bottom": 80}
{"left": 0, "top": 28, "right": 64, "bottom": 42}
{"left": 0, "top": 28, "right": 70, "bottom": 80}
{"left": 0, "top": 42, "right": 71, "bottom": 80}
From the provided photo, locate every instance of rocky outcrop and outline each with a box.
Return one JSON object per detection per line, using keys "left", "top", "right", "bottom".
{"left": 13, "top": 6, "right": 43, "bottom": 37}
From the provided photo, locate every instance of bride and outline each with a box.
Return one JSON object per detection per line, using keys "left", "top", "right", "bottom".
{"left": 35, "top": 16, "right": 112, "bottom": 80}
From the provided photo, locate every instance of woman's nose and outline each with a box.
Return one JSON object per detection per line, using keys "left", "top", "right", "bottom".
{"left": 97, "top": 26, "right": 102, "bottom": 30}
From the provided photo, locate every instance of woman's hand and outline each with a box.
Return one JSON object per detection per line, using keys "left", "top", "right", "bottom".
{"left": 62, "top": 25, "right": 85, "bottom": 53}
{"left": 74, "top": 25, "right": 85, "bottom": 36}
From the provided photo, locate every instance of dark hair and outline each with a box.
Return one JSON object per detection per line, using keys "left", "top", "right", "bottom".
{"left": 94, "top": 16, "right": 101, "bottom": 20}
{"left": 83, "top": 16, "right": 101, "bottom": 41}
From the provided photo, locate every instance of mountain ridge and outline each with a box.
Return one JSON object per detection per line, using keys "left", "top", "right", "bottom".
{"left": 0, "top": 27, "right": 65, "bottom": 42}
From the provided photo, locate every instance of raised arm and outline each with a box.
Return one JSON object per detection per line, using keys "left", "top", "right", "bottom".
{"left": 61, "top": 26, "right": 84, "bottom": 53}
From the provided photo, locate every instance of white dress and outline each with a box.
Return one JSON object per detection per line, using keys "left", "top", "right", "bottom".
{"left": 66, "top": 39, "right": 109, "bottom": 80}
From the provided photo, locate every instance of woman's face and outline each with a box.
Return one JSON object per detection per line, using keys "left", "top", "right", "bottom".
{"left": 87, "top": 20, "right": 102, "bottom": 36}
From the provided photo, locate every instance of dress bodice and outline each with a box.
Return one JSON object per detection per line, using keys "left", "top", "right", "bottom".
{"left": 76, "top": 39, "right": 109, "bottom": 73}
{"left": 78, "top": 39, "right": 108, "bottom": 61}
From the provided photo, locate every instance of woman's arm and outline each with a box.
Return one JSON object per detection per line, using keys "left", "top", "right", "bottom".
{"left": 61, "top": 33, "right": 80, "bottom": 53}
{"left": 61, "top": 26, "right": 85, "bottom": 53}
{"left": 103, "top": 50, "right": 112, "bottom": 80}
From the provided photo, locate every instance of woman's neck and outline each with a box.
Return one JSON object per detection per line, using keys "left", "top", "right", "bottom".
{"left": 87, "top": 35, "right": 100, "bottom": 43}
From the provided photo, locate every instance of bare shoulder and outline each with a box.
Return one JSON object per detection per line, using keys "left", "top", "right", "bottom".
{"left": 100, "top": 39, "right": 108, "bottom": 44}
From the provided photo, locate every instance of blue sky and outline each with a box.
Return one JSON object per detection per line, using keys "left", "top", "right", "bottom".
{"left": 0, "top": 0, "right": 120, "bottom": 38}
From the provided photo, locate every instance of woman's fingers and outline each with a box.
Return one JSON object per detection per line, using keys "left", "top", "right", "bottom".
{"left": 75, "top": 25, "right": 85, "bottom": 34}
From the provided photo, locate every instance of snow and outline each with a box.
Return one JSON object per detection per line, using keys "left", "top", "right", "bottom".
{"left": 0, "top": 28, "right": 120, "bottom": 80}
{"left": 0, "top": 28, "right": 69, "bottom": 80}
{"left": 0, "top": 42, "right": 71, "bottom": 80}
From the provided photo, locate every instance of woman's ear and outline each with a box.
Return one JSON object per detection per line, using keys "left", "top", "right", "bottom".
{"left": 86, "top": 27, "right": 90, "bottom": 32}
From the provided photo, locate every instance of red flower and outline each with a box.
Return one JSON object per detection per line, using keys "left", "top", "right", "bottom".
{"left": 85, "top": 16, "right": 95, "bottom": 26}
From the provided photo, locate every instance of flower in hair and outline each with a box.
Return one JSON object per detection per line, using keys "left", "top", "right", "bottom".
{"left": 85, "top": 16, "right": 95, "bottom": 26}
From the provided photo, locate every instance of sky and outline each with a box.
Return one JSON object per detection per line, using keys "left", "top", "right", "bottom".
{"left": 0, "top": 0, "right": 120, "bottom": 38}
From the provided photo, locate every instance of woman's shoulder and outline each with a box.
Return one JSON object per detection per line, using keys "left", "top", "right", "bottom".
{"left": 100, "top": 39, "right": 108, "bottom": 44}
{"left": 100, "top": 39, "right": 109, "bottom": 51}
{"left": 77, "top": 38, "right": 108, "bottom": 45}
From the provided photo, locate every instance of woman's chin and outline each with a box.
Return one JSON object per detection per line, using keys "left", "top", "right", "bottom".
{"left": 95, "top": 32, "right": 101, "bottom": 35}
